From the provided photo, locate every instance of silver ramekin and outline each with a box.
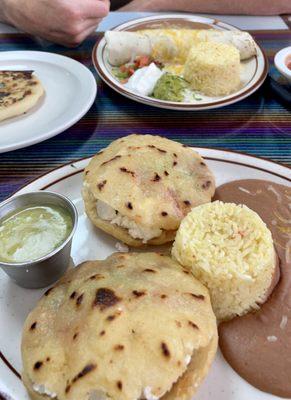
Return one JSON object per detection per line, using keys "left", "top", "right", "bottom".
{"left": 0, "top": 191, "right": 78, "bottom": 289}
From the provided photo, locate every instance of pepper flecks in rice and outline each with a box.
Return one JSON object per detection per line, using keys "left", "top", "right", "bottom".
{"left": 172, "top": 200, "right": 277, "bottom": 321}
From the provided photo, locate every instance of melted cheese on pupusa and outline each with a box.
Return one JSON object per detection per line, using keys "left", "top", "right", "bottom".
{"left": 96, "top": 200, "right": 162, "bottom": 242}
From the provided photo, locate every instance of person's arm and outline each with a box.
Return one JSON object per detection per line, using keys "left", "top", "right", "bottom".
{"left": 0, "top": 0, "right": 110, "bottom": 46}
{"left": 119, "top": 0, "right": 291, "bottom": 15}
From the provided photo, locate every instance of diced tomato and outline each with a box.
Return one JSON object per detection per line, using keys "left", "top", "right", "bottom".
{"left": 128, "top": 68, "right": 135, "bottom": 76}
{"left": 134, "top": 55, "right": 151, "bottom": 68}
{"left": 138, "top": 55, "right": 151, "bottom": 67}
{"left": 119, "top": 65, "right": 127, "bottom": 73}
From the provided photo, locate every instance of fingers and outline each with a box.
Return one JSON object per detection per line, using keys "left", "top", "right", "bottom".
{"left": 52, "top": 17, "right": 100, "bottom": 44}
{"left": 51, "top": 20, "right": 101, "bottom": 47}
{"left": 70, "top": 24, "right": 101, "bottom": 46}
{"left": 78, "top": 0, "right": 110, "bottom": 19}
{"left": 6, "top": 0, "right": 109, "bottom": 47}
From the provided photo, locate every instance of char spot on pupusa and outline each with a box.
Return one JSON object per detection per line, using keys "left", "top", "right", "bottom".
{"left": 173, "top": 161, "right": 177, "bottom": 166}
{"left": 65, "top": 363, "right": 97, "bottom": 394}
{"left": 147, "top": 144, "right": 167, "bottom": 153}
{"left": 188, "top": 321, "right": 199, "bottom": 329}
{"left": 126, "top": 202, "right": 133, "bottom": 210}
{"left": 33, "top": 361, "right": 43, "bottom": 371}
{"left": 143, "top": 268, "right": 157, "bottom": 273}
{"left": 71, "top": 364, "right": 97, "bottom": 384}
{"left": 44, "top": 287, "right": 53, "bottom": 296}
{"left": 30, "top": 322, "right": 37, "bottom": 331}
{"left": 76, "top": 293, "right": 84, "bottom": 306}
{"left": 152, "top": 173, "right": 161, "bottom": 182}
{"left": 117, "top": 381, "right": 123, "bottom": 391}
{"left": 132, "top": 290, "right": 146, "bottom": 297}
{"left": 188, "top": 293, "right": 205, "bottom": 300}
{"left": 202, "top": 180, "right": 212, "bottom": 189}
{"left": 97, "top": 180, "right": 107, "bottom": 191}
{"left": 114, "top": 344, "right": 124, "bottom": 351}
{"left": 119, "top": 167, "right": 135, "bottom": 177}
{"left": 161, "top": 211, "right": 168, "bottom": 216}
{"left": 89, "top": 274, "right": 105, "bottom": 281}
{"left": 93, "top": 288, "right": 121, "bottom": 310}
{"left": 183, "top": 200, "right": 191, "bottom": 206}
{"left": 101, "top": 155, "right": 121, "bottom": 166}
{"left": 70, "top": 291, "right": 77, "bottom": 299}
{"left": 161, "top": 342, "right": 171, "bottom": 358}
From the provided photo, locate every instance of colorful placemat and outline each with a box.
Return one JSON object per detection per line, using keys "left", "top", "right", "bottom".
{"left": 0, "top": 30, "right": 290, "bottom": 201}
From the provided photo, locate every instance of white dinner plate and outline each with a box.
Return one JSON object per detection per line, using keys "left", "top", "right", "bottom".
{"left": 93, "top": 14, "right": 268, "bottom": 111}
{"left": 0, "top": 51, "right": 97, "bottom": 153}
{"left": 0, "top": 147, "right": 290, "bottom": 400}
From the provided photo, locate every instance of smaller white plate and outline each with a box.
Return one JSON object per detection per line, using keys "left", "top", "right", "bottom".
{"left": 0, "top": 51, "right": 97, "bottom": 153}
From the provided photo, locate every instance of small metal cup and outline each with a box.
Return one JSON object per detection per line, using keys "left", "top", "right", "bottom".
{"left": 0, "top": 191, "right": 78, "bottom": 289}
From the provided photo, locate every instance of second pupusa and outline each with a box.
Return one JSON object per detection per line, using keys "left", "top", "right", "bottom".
{"left": 82, "top": 134, "right": 215, "bottom": 246}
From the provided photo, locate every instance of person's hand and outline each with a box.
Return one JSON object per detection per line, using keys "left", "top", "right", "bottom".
{"left": 1, "top": 0, "right": 110, "bottom": 46}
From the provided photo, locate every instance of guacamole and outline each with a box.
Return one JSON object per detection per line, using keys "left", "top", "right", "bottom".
{"left": 152, "top": 73, "right": 188, "bottom": 102}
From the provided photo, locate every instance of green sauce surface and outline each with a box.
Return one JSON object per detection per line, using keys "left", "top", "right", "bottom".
{"left": 0, "top": 205, "right": 73, "bottom": 263}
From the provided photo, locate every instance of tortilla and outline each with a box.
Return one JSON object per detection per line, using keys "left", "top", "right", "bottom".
{"left": 105, "top": 29, "right": 257, "bottom": 66}
{"left": 105, "top": 31, "right": 152, "bottom": 66}
{"left": 22, "top": 252, "right": 218, "bottom": 400}
{"left": 0, "top": 71, "right": 44, "bottom": 122}
{"left": 82, "top": 134, "right": 215, "bottom": 246}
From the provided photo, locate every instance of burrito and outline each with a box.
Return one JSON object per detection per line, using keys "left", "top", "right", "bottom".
{"left": 105, "top": 29, "right": 257, "bottom": 66}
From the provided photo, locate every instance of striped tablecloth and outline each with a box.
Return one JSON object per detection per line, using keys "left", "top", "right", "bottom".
{"left": 0, "top": 30, "right": 290, "bottom": 201}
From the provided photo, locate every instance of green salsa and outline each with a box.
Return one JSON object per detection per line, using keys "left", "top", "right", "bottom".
{"left": 152, "top": 73, "right": 189, "bottom": 102}
{"left": 0, "top": 205, "right": 73, "bottom": 263}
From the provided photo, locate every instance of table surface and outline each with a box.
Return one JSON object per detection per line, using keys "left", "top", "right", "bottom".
{"left": 0, "top": 12, "right": 290, "bottom": 201}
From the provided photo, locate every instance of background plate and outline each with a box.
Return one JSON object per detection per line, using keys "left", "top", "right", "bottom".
{"left": 0, "top": 148, "right": 290, "bottom": 400}
{"left": 93, "top": 14, "right": 268, "bottom": 111}
{"left": 0, "top": 51, "right": 97, "bottom": 153}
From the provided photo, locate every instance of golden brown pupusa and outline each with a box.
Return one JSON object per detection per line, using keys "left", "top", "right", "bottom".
{"left": 22, "top": 253, "right": 217, "bottom": 400}
{"left": 82, "top": 134, "right": 215, "bottom": 246}
{"left": 0, "top": 70, "right": 44, "bottom": 122}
